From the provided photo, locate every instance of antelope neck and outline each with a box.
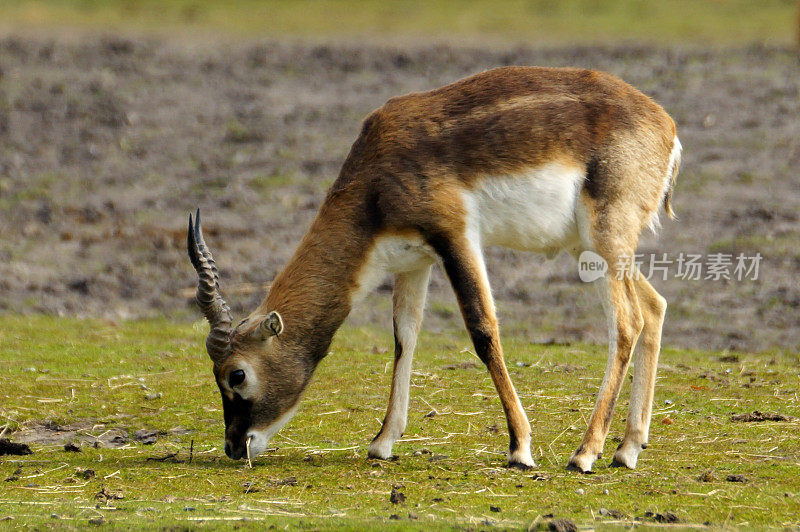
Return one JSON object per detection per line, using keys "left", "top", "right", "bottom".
{"left": 262, "top": 185, "right": 378, "bottom": 362}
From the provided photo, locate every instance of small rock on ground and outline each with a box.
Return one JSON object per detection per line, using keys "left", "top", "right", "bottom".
{"left": 549, "top": 518, "right": 578, "bottom": 532}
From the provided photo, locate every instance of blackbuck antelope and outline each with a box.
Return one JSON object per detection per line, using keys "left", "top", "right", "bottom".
{"left": 187, "top": 66, "right": 681, "bottom": 473}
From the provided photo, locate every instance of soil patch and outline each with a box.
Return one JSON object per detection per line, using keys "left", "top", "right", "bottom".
{"left": 731, "top": 411, "right": 796, "bottom": 423}
{"left": 11, "top": 420, "right": 129, "bottom": 447}
{"left": 10, "top": 420, "right": 193, "bottom": 447}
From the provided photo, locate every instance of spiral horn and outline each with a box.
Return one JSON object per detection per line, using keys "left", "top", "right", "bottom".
{"left": 187, "top": 209, "right": 233, "bottom": 365}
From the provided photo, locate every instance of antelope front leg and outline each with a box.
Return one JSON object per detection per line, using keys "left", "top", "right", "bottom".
{"left": 612, "top": 276, "right": 666, "bottom": 469}
{"left": 568, "top": 275, "right": 643, "bottom": 473}
{"left": 434, "top": 234, "right": 534, "bottom": 469}
{"left": 368, "top": 267, "right": 431, "bottom": 460}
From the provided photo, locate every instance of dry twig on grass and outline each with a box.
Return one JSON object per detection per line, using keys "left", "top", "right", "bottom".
{"left": 246, "top": 436, "right": 253, "bottom": 469}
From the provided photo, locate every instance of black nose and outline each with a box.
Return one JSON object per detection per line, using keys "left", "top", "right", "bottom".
{"left": 224, "top": 440, "right": 245, "bottom": 460}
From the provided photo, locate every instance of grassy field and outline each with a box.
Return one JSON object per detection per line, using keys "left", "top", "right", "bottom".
{"left": 1, "top": 0, "right": 797, "bottom": 44}
{"left": 1, "top": 316, "right": 798, "bottom": 528}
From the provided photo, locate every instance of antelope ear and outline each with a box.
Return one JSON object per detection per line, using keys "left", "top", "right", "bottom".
{"left": 257, "top": 311, "right": 284, "bottom": 339}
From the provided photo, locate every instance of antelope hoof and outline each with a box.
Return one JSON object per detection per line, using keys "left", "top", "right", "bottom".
{"left": 507, "top": 460, "right": 535, "bottom": 471}
{"left": 567, "top": 450, "right": 599, "bottom": 474}
{"left": 367, "top": 438, "right": 394, "bottom": 460}
{"left": 507, "top": 445, "right": 535, "bottom": 470}
{"left": 611, "top": 441, "right": 643, "bottom": 469}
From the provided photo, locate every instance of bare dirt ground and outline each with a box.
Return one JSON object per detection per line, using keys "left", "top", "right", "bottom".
{"left": 1, "top": 36, "right": 798, "bottom": 352}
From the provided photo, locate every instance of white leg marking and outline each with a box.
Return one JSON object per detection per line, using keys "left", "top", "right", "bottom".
{"left": 368, "top": 267, "right": 431, "bottom": 460}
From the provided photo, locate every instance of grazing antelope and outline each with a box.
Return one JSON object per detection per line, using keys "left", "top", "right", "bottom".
{"left": 187, "top": 66, "right": 681, "bottom": 473}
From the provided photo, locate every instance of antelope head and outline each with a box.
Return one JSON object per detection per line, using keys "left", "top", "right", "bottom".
{"left": 187, "top": 210, "right": 303, "bottom": 460}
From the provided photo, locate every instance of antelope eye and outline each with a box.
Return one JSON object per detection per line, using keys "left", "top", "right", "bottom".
{"left": 228, "top": 369, "right": 246, "bottom": 387}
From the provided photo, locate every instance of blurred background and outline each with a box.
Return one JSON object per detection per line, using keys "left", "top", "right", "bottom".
{"left": 1, "top": 1, "right": 796, "bottom": 44}
{"left": 0, "top": 1, "right": 798, "bottom": 352}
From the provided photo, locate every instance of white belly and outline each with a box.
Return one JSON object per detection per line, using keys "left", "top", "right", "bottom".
{"left": 353, "top": 233, "right": 437, "bottom": 302}
{"left": 466, "top": 162, "right": 584, "bottom": 253}
{"left": 353, "top": 162, "right": 584, "bottom": 302}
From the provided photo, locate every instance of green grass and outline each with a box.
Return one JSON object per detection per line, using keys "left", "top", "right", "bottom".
{"left": 1, "top": 0, "right": 797, "bottom": 45}
{"left": 1, "top": 316, "right": 799, "bottom": 528}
